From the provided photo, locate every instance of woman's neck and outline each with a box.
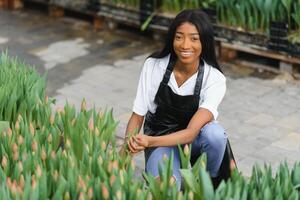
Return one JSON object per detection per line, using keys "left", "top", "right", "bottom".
{"left": 174, "top": 59, "right": 199, "bottom": 75}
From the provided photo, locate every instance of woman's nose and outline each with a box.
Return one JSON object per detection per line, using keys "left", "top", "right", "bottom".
{"left": 181, "top": 38, "right": 191, "bottom": 49}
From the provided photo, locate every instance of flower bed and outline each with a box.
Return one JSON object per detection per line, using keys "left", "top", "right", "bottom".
{"left": 0, "top": 52, "right": 300, "bottom": 199}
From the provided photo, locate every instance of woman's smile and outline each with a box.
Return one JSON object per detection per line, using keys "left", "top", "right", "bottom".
{"left": 173, "top": 22, "right": 202, "bottom": 68}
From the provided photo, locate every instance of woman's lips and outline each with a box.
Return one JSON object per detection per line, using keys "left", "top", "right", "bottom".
{"left": 179, "top": 51, "right": 194, "bottom": 58}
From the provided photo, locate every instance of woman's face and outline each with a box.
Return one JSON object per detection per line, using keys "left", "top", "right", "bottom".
{"left": 173, "top": 22, "right": 202, "bottom": 66}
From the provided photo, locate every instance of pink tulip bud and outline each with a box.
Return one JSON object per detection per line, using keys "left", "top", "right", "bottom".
{"left": 7, "top": 128, "right": 12, "bottom": 138}
{"left": 13, "top": 152, "right": 18, "bottom": 161}
{"left": 41, "top": 147, "right": 47, "bottom": 161}
{"left": 88, "top": 188, "right": 93, "bottom": 199}
{"left": 1, "top": 155, "right": 8, "bottom": 168}
{"left": 88, "top": 117, "right": 94, "bottom": 132}
{"left": 45, "top": 96, "right": 49, "bottom": 104}
{"left": 95, "top": 127, "right": 100, "bottom": 136}
{"left": 79, "top": 192, "right": 85, "bottom": 200}
{"left": 31, "top": 141, "right": 38, "bottom": 152}
{"left": 36, "top": 165, "right": 42, "bottom": 177}
{"left": 18, "top": 135, "right": 24, "bottom": 145}
{"left": 101, "top": 184, "right": 109, "bottom": 200}
{"left": 51, "top": 151, "right": 56, "bottom": 160}
{"left": 31, "top": 177, "right": 37, "bottom": 189}
{"left": 15, "top": 120, "right": 20, "bottom": 131}
{"left": 12, "top": 143, "right": 18, "bottom": 153}
{"left": 109, "top": 174, "right": 116, "bottom": 186}
{"left": 29, "top": 123, "right": 35, "bottom": 136}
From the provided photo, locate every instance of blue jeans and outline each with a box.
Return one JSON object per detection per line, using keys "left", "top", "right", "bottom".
{"left": 145, "top": 121, "right": 228, "bottom": 190}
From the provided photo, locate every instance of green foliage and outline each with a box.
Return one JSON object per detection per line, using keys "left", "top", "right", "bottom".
{"left": 0, "top": 53, "right": 300, "bottom": 199}
{"left": 0, "top": 52, "right": 53, "bottom": 126}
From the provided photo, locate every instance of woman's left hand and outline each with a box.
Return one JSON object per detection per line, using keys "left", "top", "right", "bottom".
{"left": 133, "top": 134, "right": 150, "bottom": 148}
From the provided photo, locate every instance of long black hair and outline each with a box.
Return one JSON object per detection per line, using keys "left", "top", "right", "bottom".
{"left": 150, "top": 9, "right": 222, "bottom": 72}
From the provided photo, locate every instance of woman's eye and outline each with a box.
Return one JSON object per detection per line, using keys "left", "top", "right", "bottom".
{"left": 192, "top": 37, "right": 199, "bottom": 41}
{"left": 175, "top": 35, "right": 182, "bottom": 40}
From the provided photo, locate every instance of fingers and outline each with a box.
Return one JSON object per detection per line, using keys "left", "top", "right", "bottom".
{"left": 127, "top": 137, "right": 144, "bottom": 154}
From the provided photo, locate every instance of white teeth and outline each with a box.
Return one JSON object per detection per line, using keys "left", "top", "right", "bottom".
{"left": 180, "top": 52, "right": 193, "bottom": 57}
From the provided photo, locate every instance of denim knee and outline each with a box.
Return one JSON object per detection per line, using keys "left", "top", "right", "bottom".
{"left": 145, "top": 147, "right": 182, "bottom": 190}
{"left": 195, "top": 121, "right": 228, "bottom": 177}
{"left": 201, "top": 121, "right": 227, "bottom": 150}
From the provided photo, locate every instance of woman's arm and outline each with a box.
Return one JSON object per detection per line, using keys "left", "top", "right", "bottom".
{"left": 125, "top": 112, "right": 144, "bottom": 138}
{"left": 120, "top": 112, "right": 144, "bottom": 155}
{"left": 134, "top": 108, "right": 213, "bottom": 148}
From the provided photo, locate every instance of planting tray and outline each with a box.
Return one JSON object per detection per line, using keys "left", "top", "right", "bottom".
{"left": 214, "top": 24, "right": 268, "bottom": 48}
{"left": 290, "top": 43, "right": 300, "bottom": 58}
{"left": 98, "top": 3, "right": 140, "bottom": 27}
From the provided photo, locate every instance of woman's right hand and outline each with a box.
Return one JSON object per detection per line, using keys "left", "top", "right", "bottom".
{"left": 127, "top": 137, "right": 145, "bottom": 155}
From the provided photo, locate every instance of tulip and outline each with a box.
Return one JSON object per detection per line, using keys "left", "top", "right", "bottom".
{"left": 49, "top": 114, "right": 55, "bottom": 125}
{"left": 13, "top": 151, "right": 18, "bottom": 161}
{"left": 7, "top": 128, "right": 12, "bottom": 138}
{"left": 53, "top": 170, "right": 59, "bottom": 182}
{"left": 36, "top": 165, "right": 42, "bottom": 177}
{"left": 18, "top": 161, "right": 23, "bottom": 172}
{"left": 29, "top": 122, "right": 35, "bottom": 136}
{"left": 1, "top": 155, "right": 8, "bottom": 168}
{"left": 88, "top": 117, "right": 94, "bottom": 132}
{"left": 78, "top": 192, "right": 85, "bottom": 200}
{"left": 184, "top": 144, "right": 189, "bottom": 156}
{"left": 101, "top": 183, "right": 109, "bottom": 200}
{"left": 81, "top": 99, "right": 87, "bottom": 112}
{"left": 41, "top": 147, "right": 47, "bottom": 161}
{"left": 64, "top": 192, "right": 70, "bottom": 200}
{"left": 19, "top": 175, "right": 25, "bottom": 189}
{"left": 12, "top": 143, "right": 18, "bottom": 153}
{"left": 47, "top": 134, "right": 52, "bottom": 143}
{"left": 31, "top": 141, "right": 38, "bottom": 152}
{"left": 109, "top": 174, "right": 116, "bottom": 186}
{"left": 18, "top": 135, "right": 24, "bottom": 145}
{"left": 116, "top": 190, "right": 122, "bottom": 200}
{"left": 188, "top": 191, "right": 194, "bottom": 200}
{"left": 15, "top": 120, "right": 20, "bottom": 131}
{"left": 88, "top": 187, "right": 93, "bottom": 199}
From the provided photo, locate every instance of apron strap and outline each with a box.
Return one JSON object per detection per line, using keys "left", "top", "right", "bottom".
{"left": 162, "top": 54, "right": 176, "bottom": 84}
{"left": 194, "top": 59, "right": 205, "bottom": 96}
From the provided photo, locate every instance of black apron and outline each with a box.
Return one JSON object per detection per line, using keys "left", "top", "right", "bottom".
{"left": 143, "top": 54, "right": 237, "bottom": 188}
{"left": 143, "top": 54, "right": 205, "bottom": 161}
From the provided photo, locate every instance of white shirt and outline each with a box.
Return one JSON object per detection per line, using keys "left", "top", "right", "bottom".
{"left": 133, "top": 54, "right": 226, "bottom": 120}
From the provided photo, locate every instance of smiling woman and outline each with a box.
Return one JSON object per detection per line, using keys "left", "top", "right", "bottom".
{"left": 120, "top": 9, "right": 235, "bottom": 190}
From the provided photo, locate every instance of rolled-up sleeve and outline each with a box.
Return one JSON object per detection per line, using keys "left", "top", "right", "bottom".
{"left": 132, "top": 59, "right": 149, "bottom": 116}
{"left": 199, "top": 77, "right": 226, "bottom": 120}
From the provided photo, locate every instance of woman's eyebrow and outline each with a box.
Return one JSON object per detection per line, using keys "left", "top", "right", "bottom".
{"left": 175, "top": 31, "right": 199, "bottom": 35}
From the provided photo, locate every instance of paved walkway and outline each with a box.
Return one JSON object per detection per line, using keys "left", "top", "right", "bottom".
{"left": 1, "top": 9, "right": 300, "bottom": 177}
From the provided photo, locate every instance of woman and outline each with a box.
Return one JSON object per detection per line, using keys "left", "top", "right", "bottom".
{"left": 123, "top": 9, "right": 231, "bottom": 190}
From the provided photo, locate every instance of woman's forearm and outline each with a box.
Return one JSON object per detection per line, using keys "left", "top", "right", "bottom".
{"left": 147, "top": 108, "right": 213, "bottom": 147}
{"left": 147, "top": 128, "right": 196, "bottom": 147}
{"left": 125, "top": 112, "right": 144, "bottom": 138}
